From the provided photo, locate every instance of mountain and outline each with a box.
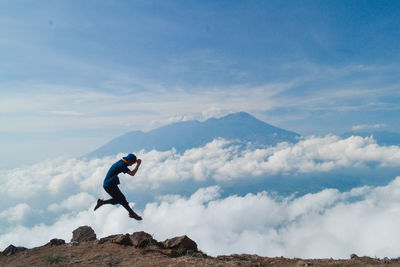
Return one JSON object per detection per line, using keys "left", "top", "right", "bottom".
{"left": 86, "top": 112, "right": 300, "bottom": 158}
{"left": 341, "top": 130, "right": 400, "bottom": 146}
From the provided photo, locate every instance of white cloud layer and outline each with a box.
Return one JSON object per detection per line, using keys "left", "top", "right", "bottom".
{"left": 139, "top": 135, "right": 400, "bottom": 185}
{"left": 1, "top": 135, "right": 400, "bottom": 258}
{"left": 140, "top": 180, "right": 400, "bottom": 258}
{"left": 1, "top": 135, "right": 400, "bottom": 199}
{"left": 1, "top": 179, "right": 400, "bottom": 259}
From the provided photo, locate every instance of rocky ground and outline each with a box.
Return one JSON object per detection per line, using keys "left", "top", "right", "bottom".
{"left": 1, "top": 226, "right": 399, "bottom": 267}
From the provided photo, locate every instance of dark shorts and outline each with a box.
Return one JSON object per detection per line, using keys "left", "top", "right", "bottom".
{"left": 104, "top": 184, "right": 128, "bottom": 205}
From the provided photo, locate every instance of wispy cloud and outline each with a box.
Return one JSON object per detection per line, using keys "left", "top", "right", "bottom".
{"left": 0, "top": 80, "right": 295, "bottom": 133}
{"left": 2, "top": 60, "right": 399, "bottom": 136}
{"left": 352, "top": 124, "right": 388, "bottom": 131}
{"left": 49, "top": 110, "right": 84, "bottom": 116}
{"left": 276, "top": 62, "right": 400, "bottom": 111}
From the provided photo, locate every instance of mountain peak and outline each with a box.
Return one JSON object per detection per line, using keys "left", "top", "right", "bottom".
{"left": 222, "top": 111, "right": 252, "bottom": 119}
{"left": 217, "top": 111, "right": 257, "bottom": 121}
{"left": 86, "top": 112, "right": 300, "bottom": 158}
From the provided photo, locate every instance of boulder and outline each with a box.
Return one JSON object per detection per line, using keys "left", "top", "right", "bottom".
{"left": 47, "top": 238, "right": 66, "bottom": 246}
{"left": 98, "top": 235, "right": 119, "bottom": 244}
{"left": 162, "top": 235, "right": 197, "bottom": 251}
{"left": 2, "top": 245, "right": 27, "bottom": 256}
{"left": 71, "top": 226, "right": 97, "bottom": 243}
{"left": 350, "top": 254, "right": 359, "bottom": 259}
{"left": 130, "top": 231, "right": 159, "bottom": 248}
{"left": 112, "top": 234, "right": 133, "bottom": 246}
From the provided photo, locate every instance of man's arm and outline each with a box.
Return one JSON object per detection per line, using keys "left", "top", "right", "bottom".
{"left": 127, "top": 159, "right": 141, "bottom": 176}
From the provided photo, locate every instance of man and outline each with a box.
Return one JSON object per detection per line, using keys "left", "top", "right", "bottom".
{"left": 94, "top": 153, "right": 142, "bottom": 220}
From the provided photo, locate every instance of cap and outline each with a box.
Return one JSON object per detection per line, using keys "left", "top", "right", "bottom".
{"left": 123, "top": 153, "right": 137, "bottom": 163}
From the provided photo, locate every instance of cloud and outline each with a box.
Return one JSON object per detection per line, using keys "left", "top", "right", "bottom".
{"left": 0, "top": 156, "right": 115, "bottom": 199}
{"left": 1, "top": 135, "right": 400, "bottom": 200}
{"left": 1, "top": 134, "right": 399, "bottom": 255}
{"left": 201, "top": 107, "right": 231, "bottom": 120}
{"left": 2, "top": 61, "right": 399, "bottom": 168}
{"left": 137, "top": 135, "right": 400, "bottom": 184}
{"left": 0, "top": 80, "right": 297, "bottom": 134}
{"left": 150, "top": 114, "right": 197, "bottom": 129}
{"left": 124, "top": 177, "right": 400, "bottom": 258}
{"left": 0, "top": 203, "right": 31, "bottom": 222}
{"left": 48, "top": 192, "right": 96, "bottom": 212}
{"left": 49, "top": 110, "right": 84, "bottom": 116}
{"left": 352, "top": 123, "right": 388, "bottom": 131}
{"left": 2, "top": 178, "right": 400, "bottom": 259}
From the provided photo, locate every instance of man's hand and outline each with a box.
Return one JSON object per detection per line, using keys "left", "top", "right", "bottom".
{"left": 127, "top": 159, "right": 142, "bottom": 176}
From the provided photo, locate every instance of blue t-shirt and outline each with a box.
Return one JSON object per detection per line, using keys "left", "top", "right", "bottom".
{"left": 103, "top": 160, "right": 130, "bottom": 188}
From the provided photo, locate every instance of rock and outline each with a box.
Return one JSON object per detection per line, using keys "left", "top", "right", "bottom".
{"left": 98, "top": 235, "right": 119, "bottom": 244}
{"left": 162, "top": 235, "right": 197, "bottom": 251}
{"left": 130, "top": 231, "right": 159, "bottom": 248}
{"left": 350, "top": 253, "right": 359, "bottom": 259}
{"left": 71, "top": 225, "right": 97, "bottom": 243}
{"left": 112, "top": 234, "right": 133, "bottom": 246}
{"left": 2, "top": 245, "right": 16, "bottom": 256}
{"left": 47, "top": 238, "right": 66, "bottom": 246}
{"left": 2, "top": 245, "right": 27, "bottom": 256}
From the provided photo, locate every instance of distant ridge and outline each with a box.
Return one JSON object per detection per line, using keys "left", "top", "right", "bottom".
{"left": 86, "top": 112, "right": 300, "bottom": 158}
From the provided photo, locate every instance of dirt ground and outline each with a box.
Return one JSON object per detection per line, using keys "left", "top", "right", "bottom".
{"left": 1, "top": 241, "right": 400, "bottom": 267}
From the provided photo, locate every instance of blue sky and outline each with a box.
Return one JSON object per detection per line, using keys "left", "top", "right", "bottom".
{"left": 1, "top": 0, "right": 400, "bottom": 168}
{"left": 2, "top": 1, "right": 400, "bottom": 258}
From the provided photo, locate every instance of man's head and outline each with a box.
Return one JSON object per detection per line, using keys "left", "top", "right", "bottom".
{"left": 123, "top": 153, "right": 137, "bottom": 165}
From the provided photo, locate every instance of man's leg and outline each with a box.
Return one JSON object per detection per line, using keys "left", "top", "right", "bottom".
{"left": 103, "top": 185, "right": 123, "bottom": 204}
{"left": 104, "top": 185, "right": 142, "bottom": 220}
{"left": 95, "top": 185, "right": 121, "bottom": 210}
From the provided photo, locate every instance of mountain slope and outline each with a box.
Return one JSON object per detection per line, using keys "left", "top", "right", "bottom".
{"left": 86, "top": 112, "right": 300, "bottom": 158}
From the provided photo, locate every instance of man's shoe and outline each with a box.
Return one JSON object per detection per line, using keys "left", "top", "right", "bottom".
{"left": 94, "top": 199, "right": 104, "bottom": 211}
{"left": 129, "top": 212, "right": 142, "bottom": 220}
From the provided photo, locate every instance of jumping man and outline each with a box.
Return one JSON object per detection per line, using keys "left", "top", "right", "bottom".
{"left": 94, "top": 153, "right": 142, "bottom": 220}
